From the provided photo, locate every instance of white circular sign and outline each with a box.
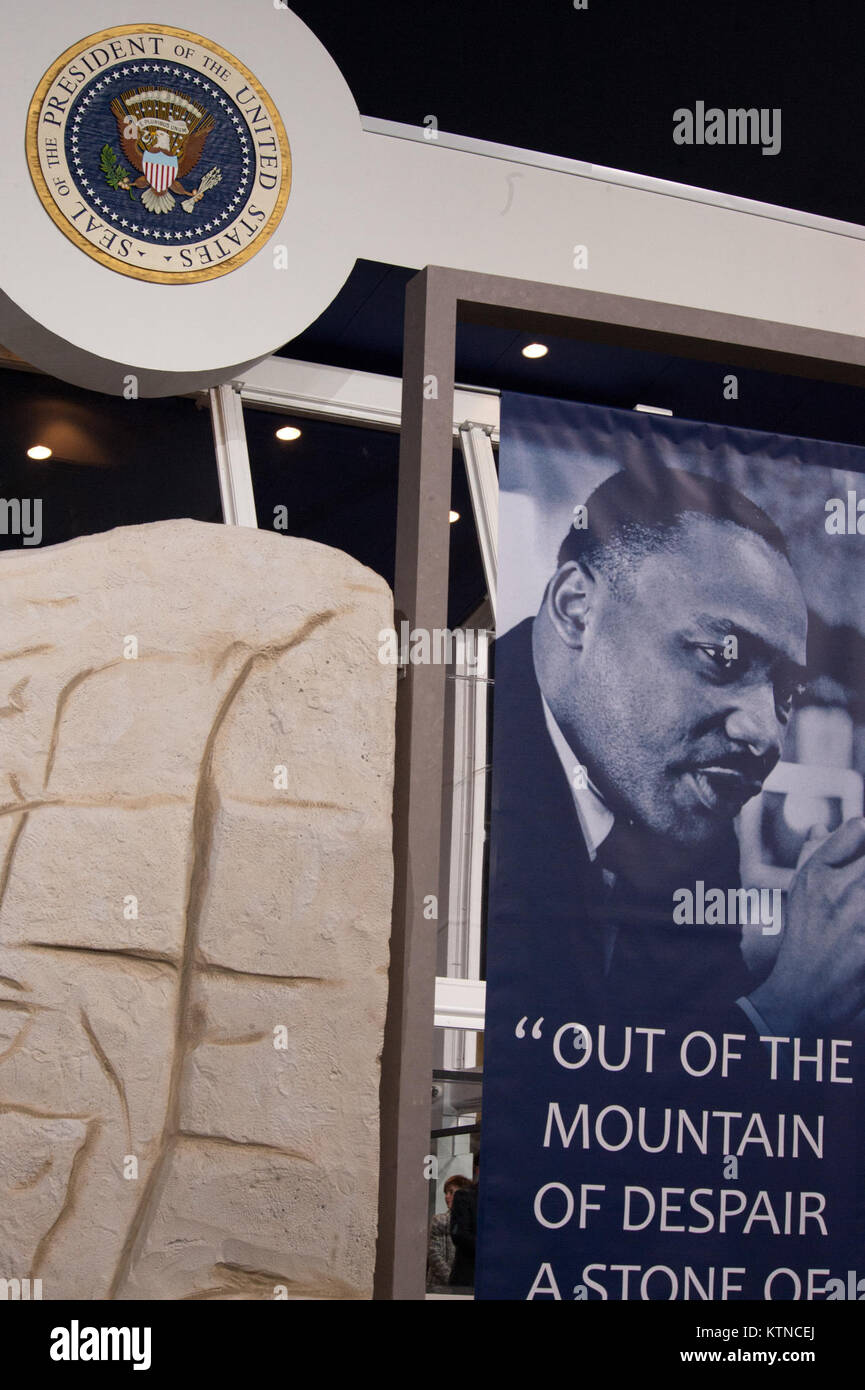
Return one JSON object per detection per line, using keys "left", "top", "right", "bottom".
{"left": 0, "top": 2, "right": 363, "bottom": 395}
{"left": 28, "top": 25, "right": 291, "bottom": 284}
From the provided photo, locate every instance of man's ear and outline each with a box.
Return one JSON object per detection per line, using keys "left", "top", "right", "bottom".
{"left": 544, "top": 562, "right": 595, "bottom": 649}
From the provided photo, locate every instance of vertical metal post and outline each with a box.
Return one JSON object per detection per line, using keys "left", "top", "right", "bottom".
{"left": 443, "top": 629, "right": 491, "bottom": 1072}
{"left": 208, "top": 382, "right": 258, "bottom": 527}
{"left": 375, "top": 269, "right": 457, "bottom": 1299}
{"left": 458, "top": 424, "right": 498, "bottom": 623}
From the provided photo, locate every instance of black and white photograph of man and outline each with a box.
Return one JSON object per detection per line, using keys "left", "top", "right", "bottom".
{"left": 476, "top": 394, "right": 865, "bottom": 1300}
{"left": 488, "top": 400, "right": 865, "bottom": 1040}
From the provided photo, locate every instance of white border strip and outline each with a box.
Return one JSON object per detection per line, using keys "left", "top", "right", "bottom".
{"left": 434, "top": 976, "right": 487, "bottom": 1030}
{"left": 238, "top": 357, "right": 501, "bottom": 439}
{"left": 361, "top": 116, "right": 865, "bottom": 244}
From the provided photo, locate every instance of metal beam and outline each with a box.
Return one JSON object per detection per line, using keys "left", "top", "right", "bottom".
{"left": 374, "top": 268, "right": 457, "bottom": 1300}
{"left": 454, "top": 276, "right": 865, "bottom": 387}
{"left": 208, "top": 383, "right": 258, "bottom": 527}
{"left": 458, "top": 426, "right": 498, "bottom": 622}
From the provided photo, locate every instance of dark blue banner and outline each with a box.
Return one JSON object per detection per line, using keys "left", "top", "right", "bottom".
{"left": 476, "top": 394, "right": 865, "bottom": 1301}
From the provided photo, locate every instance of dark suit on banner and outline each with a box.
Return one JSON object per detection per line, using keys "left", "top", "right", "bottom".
{"left": 486, "top": 617, "right": 753, "bottom": 1032}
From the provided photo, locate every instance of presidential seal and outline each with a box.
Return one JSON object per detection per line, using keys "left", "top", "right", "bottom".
{"left": 27, "top": 24, "right": 291, "bottom": 283}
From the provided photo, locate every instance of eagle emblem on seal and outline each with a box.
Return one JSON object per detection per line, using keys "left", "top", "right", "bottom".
{"left": 107, "top": 86, "right": 222, "bottom": 214}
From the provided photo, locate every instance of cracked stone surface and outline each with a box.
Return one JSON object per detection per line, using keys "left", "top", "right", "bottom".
{"left": 0, "top": 520, "right": 395, "bottom": 1300}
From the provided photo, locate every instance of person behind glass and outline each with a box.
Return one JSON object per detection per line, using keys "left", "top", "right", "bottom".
{"left": 426, "top": 1174, "right": 473, "bottom": 1290}
{"left": 448, "top": 1174, "right": 478, "bottom": 1290}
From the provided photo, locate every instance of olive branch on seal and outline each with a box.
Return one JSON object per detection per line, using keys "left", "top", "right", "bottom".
{"left": 100, "top": 144, "right": 137, "bottom": 199}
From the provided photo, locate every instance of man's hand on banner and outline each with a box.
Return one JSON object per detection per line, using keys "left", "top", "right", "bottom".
{"left": 795, "top": 821, "right": 831, "bottom": 871}
{"left": 748, "top": 816, "right": 865, "bottom": 1037}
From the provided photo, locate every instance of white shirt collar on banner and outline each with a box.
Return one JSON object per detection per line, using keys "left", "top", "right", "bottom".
{"left": 540, "top": 696, "right": 615, "bottom": 862}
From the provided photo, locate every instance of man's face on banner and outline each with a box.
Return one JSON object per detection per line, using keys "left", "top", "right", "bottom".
{"left": 549, "top": 515, "right": 809, "bottom": 853}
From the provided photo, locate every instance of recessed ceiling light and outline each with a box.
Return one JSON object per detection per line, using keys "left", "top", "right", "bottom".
{"left": 522, "top": 343, "right": 549, "bottom": 359}
{"left": 449, "top": 510, "right": 460, "bottom": 523}
{"left": 27, "top": 445, "right": 52, "bottom": 460}
{"left": 634, "top": 404, "right": 673, "bottom": 416}
{"left": 275, "top": 425, "right": 302, "bottom": 441}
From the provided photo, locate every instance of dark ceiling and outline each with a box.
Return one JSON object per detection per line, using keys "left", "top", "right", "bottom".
{"left": 280, "top": 1, "right": 865, "bottom": 448}
{"left": 291, "top": 0, "right": 865, "bottom": 226}
{"left": 282, "top": 260, "right": 865, "bottom": 451}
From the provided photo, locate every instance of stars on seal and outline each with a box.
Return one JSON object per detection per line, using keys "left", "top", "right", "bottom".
{"left": 66, "top": 62, "right": 253, "bottom": 246}
{"left": 35, "top": 31, "right": 287, "bottom": 283}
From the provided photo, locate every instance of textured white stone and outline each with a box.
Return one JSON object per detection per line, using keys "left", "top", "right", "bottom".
{"left": 0, "top": 520, "right": 394, "bottom": 1299}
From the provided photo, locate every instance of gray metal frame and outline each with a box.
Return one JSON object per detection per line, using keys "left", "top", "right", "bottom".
{"left": 374, "top": 265, "right": 865, "bottom": 1301}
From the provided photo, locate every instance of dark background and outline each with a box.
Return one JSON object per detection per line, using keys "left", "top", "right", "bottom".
{"left": 292, "top": 0, "right": 865, "bottom": 225}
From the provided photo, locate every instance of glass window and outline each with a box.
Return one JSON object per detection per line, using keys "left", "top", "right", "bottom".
{"left": 0, "top": 366, "right": 221, "bottom": 550}
{"left": 243, "top": 407, "right": 487, "bottom": 628}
